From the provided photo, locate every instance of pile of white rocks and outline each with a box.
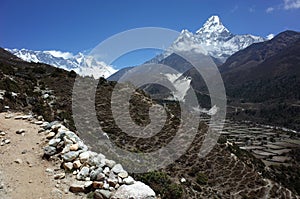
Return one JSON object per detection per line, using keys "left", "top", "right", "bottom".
{"left": 42, "top": 121, "right": 156, "bottom": 199}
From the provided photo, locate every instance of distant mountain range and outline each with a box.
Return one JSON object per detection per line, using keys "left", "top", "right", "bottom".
{"left": 147, "top": 15, "right": 266, "bottom": 64}
{"left": 6, "top": 49, "right": 117, "bottom": 78}
{"left": 7, "top": 16, "right": 266, "bottom": 79}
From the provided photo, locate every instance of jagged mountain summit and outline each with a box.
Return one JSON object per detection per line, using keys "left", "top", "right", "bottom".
{"left": 151, "top": 15, "right": 266, "bottom": 63}
{"left": 6, "top": 48, "right": 117, "bottom": 78}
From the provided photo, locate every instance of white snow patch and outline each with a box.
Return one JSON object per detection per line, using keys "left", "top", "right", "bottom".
{"left": 164, "top": 73, "right": 191, "bottom": 102}
{"left": 267, "top": 34, "right": 275, "bottom": 40}
{"left": 192, "top": 105, "right": 219, "bottom": 116}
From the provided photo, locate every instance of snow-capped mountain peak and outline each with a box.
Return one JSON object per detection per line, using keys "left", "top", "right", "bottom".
{"left": 153, "top": 15, "right": 266, "bottom": 63}
{"left": 6, "top": 48, "right": 117, "bottom": 79}
{"left": 196, "top": 15, "right": 230, "bottom": 35}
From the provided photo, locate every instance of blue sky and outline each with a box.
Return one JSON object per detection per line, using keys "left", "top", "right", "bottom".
{"left": 1, "top": 0, "right": 300, "bottom": 68}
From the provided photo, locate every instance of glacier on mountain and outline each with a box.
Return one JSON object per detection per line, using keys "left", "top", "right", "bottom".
{"left": 164, "top": 73, "right": 191, "bottom": 102}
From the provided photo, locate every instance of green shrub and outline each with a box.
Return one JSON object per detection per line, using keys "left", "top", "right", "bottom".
{"left": 68, "top": 70, "right": 77, "bottom": 78}
{"left": 86, "top": 191, "right": 94, "bottom": 199}
{"left": 0, "top": 78, "right": 19, "bottom": 92}
{"left": 196, "top": 172, "right": 208, "bottom": 185}
{"left": 166, "top": 183, "right": 184, "bottom": 198}
{"left": 0, "top": 63, "right": 14, "bottom": 75}
{"left": 217, "top": 135, "right": 227, "bottom": 144}
{"left": 32, "top": 67, "right": 46, "bottom": 74}
{"left": 136, "top": 171, "right": 184, "bottom": 199}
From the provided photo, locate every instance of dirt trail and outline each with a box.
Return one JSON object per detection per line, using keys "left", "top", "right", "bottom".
{"left": 0, "top": 112, "right": 83, "bottom": 199}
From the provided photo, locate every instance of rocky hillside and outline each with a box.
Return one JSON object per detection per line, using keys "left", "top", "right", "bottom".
{"left": 0, "top": 48, "right": 299, "bottom": 198}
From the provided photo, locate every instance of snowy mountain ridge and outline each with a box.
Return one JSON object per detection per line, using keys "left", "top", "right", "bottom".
{"left": 6, "top": 48, "right": 117, "bottom": 79}
{"left": 154, "top": 15, "right": 266, "bottom": 62}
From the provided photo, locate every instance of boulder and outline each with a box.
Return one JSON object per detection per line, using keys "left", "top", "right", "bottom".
{"left": 90, "top": 167, "right": 103, "bottom": 180}
{"left": 105, "top": 159, "right": 116, "bottom": 168}
{"left": 69, "top": 143, "right": 79, "bottom": 151}
{"left": 48, "top": 138, "right": 61, "bottom": 147}
{"left": 63, "top": 162, "right": 73, "bottom": 171}
{"left": 111, "top": 164, "right": 124, "bottom": 174}
{"left": 76, "top": 166, "right": 90, "bottom": 180}
{"left": 84, "top": 181, "right": 93, "bottom": 188}
{"left": 69, "top": 183, "right": 85, "bottom": 193}
{"left": 65, "top": 131, "right": 80, "bottom": 143}
{"left": 44, "top": 146, "right": 57, "bottom": 156}
{"left": 87, "top": 153, "right": 105, "bottom": 166}
{"left": 79, "top": 151, "right": 90, "bottom": 163}
{"left": 101, "top": 189, "right": 111, "bottom": 198}
{"left": 96, "top": 173, "right": 106, "bottom": 181}
{"left": 112, "top": 181, "right": 156, "bottom": 199}
{"left": 44, "top": 121, "right": 60, "bottom": 130}
{"left": 107, "top": 172, "right": 118, "bottom": 187}
{"left": 61, "top": 151, "right": 79, "bottom": 162}
{"left": 118, "top": 171, "right": 128, "bottom": 179}
{"left": 94, "top": 190, "right": 104, "bottom": 199}
{"left": 103, "top": 167, "right": 110, "bottom": 176}
{"left": 92, "top": 181, "right": 104, "bottom": 189}
{"left": 73, "top": 160, "right": 82, "bottom": 169}
{"left": 34, "top": 121, "right": 44, "bottom": 125}
{"left": 123, "top": 176, "right": 135, "bottom": 185}
{"left": 46, "top": 132, "right": 56, "bottom": 139}
{"left": 95, "top": 189, "right": 112, "bottom": 199}
{"left": 54, "top": 173, "right": 65, "bottom": 179}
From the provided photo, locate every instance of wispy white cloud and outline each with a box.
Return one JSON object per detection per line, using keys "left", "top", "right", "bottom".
{"left": 249, "top": 6, "right": 256, "bottom": 13}
{"left": 266, "top": 7, "right": 275, "bottom": 13}
{"left": 283, "top": 0, "right": 300, "bottom": 9}
{"left": 266, "top": 0, "right": 300, "bottom": 13}
{"left": 44, "top": 50, "right": 74, "bottom": 59}
{"left": 230, "top": 5, "right": 239, "bottom": 13}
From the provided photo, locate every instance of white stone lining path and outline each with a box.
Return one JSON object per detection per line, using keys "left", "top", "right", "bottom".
{"left": 0, "top": 112, "right": 156, "bottom": 199}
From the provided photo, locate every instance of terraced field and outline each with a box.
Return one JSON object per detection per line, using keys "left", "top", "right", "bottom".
{"left": 220, "top": 120, "right": 300, "bottom": 166}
